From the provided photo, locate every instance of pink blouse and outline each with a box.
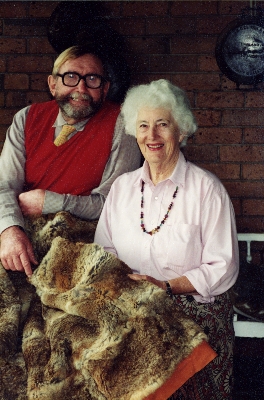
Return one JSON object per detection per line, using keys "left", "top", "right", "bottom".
{"left": 95, "top": 151, "right": 239, "bottom": 303}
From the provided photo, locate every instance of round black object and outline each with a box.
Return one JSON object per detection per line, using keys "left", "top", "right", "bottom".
{"left": 215, "top": 11, "right": 264, "bottom": 85}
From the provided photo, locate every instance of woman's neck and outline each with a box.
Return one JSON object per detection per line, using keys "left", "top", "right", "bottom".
{"left": 148, "top": 156, "right": 179, "bottom": 185}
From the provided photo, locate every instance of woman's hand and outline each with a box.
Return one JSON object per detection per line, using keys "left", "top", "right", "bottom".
{"left": 128, "top": 274, "right": 197, "bottom": 295}
{"left": 128, "top": 273, "right": 166, "bottom": 291}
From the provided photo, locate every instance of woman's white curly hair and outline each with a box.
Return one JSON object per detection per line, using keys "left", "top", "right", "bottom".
{"left": 121, "top": 79, "right": 197, "bottom": 147}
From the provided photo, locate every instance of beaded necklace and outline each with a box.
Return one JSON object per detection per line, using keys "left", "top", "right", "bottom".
{"left": 140, "top": 181, "right": 178, "bottom": 235}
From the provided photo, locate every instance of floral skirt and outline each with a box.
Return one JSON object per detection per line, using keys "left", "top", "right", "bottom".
{"left": 168, "top": 291, "right": 235, "bottom": 400}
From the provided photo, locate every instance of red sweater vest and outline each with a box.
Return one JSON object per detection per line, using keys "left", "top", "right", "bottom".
{"left": 24, "top": 100, "right": 120, "bottom": 195}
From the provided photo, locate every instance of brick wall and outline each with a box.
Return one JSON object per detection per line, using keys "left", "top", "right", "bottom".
{"left": 1, "top": 0, "right": 264, "bottom": 260}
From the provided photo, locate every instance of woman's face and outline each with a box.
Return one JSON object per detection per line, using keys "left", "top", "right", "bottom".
{"left": 136, "top": 107, "right": 184, "bottom": 169}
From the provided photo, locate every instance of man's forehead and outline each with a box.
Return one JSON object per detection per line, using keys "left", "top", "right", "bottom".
{"left": 60, "top": 53, "right": 104, "bottom": 73}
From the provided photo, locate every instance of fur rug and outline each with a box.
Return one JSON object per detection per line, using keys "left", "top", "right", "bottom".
{"left": 0, "top": 212, "right": 208, "bottom": 400}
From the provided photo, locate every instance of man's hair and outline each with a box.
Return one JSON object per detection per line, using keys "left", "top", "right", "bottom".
{"left": 52, "top": 44, "right": 109, "bottom": 78}
{"left": 121, "top": 79, "right": 197, "bottom": 146}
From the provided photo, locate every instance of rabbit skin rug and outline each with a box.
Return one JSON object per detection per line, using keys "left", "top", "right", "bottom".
{"left": 0, "top": 212, "right": 208, "bottom": 400}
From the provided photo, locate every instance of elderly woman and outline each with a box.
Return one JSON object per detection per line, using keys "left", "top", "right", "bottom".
{"left": 94, "top": 79, "right": 239, "bottom": 399}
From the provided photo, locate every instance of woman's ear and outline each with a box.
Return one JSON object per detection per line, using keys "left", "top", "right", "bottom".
{"left": 48, "top": 75, "right": 57, "bottom": 97}
{"left": 179, "top": 133, "right": 186, "bottom": 143}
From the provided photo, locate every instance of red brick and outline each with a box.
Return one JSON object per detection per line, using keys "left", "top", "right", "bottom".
{"left": 6, "top": 91, "right": 27, "bottom": 108}
{"left": 219, "top": 1, "right": 250, "bottom": 15}
{"left": 222, "top": 109, "right": 264, "bottom": 126}
{"left": 0, "top": 108, "right": 20, "bottom": 125}
{"left": 244, "top": 128, "right": 264, "bottom": 144}
{"left": 224, "top": 181, "right": 264, "bottom": 198}
{"left": 0, "top": 2, "right": 27, "bottom": 18}
{"left": 122, "top": 1, "right": 169, "bottom": 17}
{"left": 171, "top": 1, "right": 217, "bottom": 15}
{"left": 171, "top": 36, "right": 216, "bottom": 55}
{"left": 0, "top": 125, "right": 8, "bottom": 142}
{"left": 198, "top": 162, "right": 240, "bottom": 180}
{"left": 146, "top": 16, "right": 195, "bottom": 35}
{"left": 125, "top": 54, "right": 149, "bottom": 74}
{"left": 29, "top": 1, "right": 59, "bottom": 18}
{"left": 197, "top": 15, "right": 235, "bottom": 35}
{"left": 236, "top": 216, "right": 264, "bottom": 233}
{"left": 242, "top": 164, "right": 264, "bottom": 180}
{"left": 30, "top": 74, "right": 50, "bottom": 91}
{"left": 4, "top": 73, "right": 29, "bottom": 90}
{"left": 109, "top": 17, "right": 146, "bottom": 36}
{"left": 197, "top": 91, "right": 244, "bottom": 108}
{"left": 231, "top": 198, "right": 242, "bottom": 216}
{"left": 127, "top": 37, "right": 169, "bottom": 55}
{"left": 195, "top": 127, "right": 242, "bottom": 144}
{"left": 0, "top": 57, "right": 6, "bottom": 72}
{"left": 149, "top": 55, "right": 197, "bottom": 73}
{"left": 243, "top": 199, "right": 264, "bottom": 216}
{"left": 220, "top": 145, "right": 264, "bottom": 162}
{"left": 182, "top": 145, "right": 218, "bottom": 162}
{"left": 220, "top": 75, "right": 239, "bottom": 91}
{"left": 0, "top": 39, "right": 26, "bottom": 54}
{"left": 130, "top": 73, "right": 173, "bottom": 86}
{"left": 171, "top": 73, "right": 220, "bottom": 91}
{"left": 29, "top": 38, "right": 56, "bottom": 54}
{"left": 193, "top": 110, "right": 221, "bottom": 127}
{"left": 26, "top": 91, "right": 51, "bottom": 105}
{"left": 0, "top": 92, "right": 4, "bottom": 107}
{"left": 4, "top": 20, "right": 47, "bottom": 37}
{"left": 245, "top": 92, "right": 264, "bottom": 108}
{"left": 198, "top": 55, "right": 219, "bottom": 72}
{"left": 8, "top": 55, "right": 53, "bottom": 73}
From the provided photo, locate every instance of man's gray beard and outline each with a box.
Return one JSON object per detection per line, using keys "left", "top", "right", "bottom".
{"left": 56, "top": 94, "right": 103, "bottom": 120}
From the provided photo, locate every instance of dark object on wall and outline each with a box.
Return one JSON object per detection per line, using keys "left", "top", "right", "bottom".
{"left": 47, "top": 1, "right": 130, "bottom": 102}
{"left": 215, "top": 7, "right": 264, "bottom": 87}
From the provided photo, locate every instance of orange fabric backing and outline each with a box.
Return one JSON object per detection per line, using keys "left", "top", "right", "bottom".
{"left": 144, "top": 340, "right": 217, "bottom": 400}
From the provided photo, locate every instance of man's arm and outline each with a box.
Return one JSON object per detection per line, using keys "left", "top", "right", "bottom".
{"left": 0, "top": 106, "right": 29, "bottom": 233}
{"left": 38, "top": 114, "right": 142, "bottom": 220}
{"left": 0, "top": 111, "right": 141, "bottom": 274}
{"left": 0, "top": 106, "right": 38, "bottom": 275}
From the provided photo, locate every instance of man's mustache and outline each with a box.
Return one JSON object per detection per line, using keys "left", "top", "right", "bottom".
{"left": 69, "top": 92, "right": 92, "bottom": 101}
{"left": 56, "top": 92, "right": 92, "bottom": 102}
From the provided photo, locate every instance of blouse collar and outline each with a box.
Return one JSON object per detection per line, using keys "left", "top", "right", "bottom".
{"left": 135, "top": 151, "right": 187, "bottom": 188}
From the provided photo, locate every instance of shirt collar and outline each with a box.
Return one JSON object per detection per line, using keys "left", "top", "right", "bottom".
{"left": 53, "top": 109, "right": 89, "bottom": 131}
{"left": 134, "top": 151, "right": 187, "bottom": 188}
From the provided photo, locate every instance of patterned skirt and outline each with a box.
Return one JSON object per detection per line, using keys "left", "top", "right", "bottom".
{"left": 168, "top": 291, "right": 234, "bottom": 400}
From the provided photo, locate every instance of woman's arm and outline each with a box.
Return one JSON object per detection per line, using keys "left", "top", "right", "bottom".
{"left": 128, "top": 273, "right": 198, "bottom": 295}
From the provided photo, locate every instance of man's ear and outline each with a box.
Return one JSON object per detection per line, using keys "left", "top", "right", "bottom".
{"left": 48, "top": 75, "right": 57, "bottom": 97}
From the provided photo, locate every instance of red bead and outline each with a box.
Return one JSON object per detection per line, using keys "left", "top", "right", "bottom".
{"left": 140, "top": 181, "right": 178, "bottom": 235}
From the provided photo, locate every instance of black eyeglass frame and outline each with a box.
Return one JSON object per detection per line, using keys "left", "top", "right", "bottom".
{"left": 56, "top": 72, "right": 108, "bottom": 89}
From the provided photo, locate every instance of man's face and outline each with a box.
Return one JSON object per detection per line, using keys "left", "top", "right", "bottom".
{"left": 48, "top": 54, "right": 110, "bottom": 123}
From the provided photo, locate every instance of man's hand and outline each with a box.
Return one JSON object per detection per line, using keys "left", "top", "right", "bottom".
{"left": 0, "top": 226, "right": 38, "bottom": 276}
{"left": 18, "top": 189, "right": 45, "bottom": 216}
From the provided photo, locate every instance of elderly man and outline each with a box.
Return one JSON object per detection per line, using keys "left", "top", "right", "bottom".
{"left": 0, "top": 45, "right": 141, "bottom": 277}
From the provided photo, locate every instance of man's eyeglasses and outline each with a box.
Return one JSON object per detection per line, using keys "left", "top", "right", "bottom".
{"left": 56, "top": 72, "right": 108, "bottom": 89}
